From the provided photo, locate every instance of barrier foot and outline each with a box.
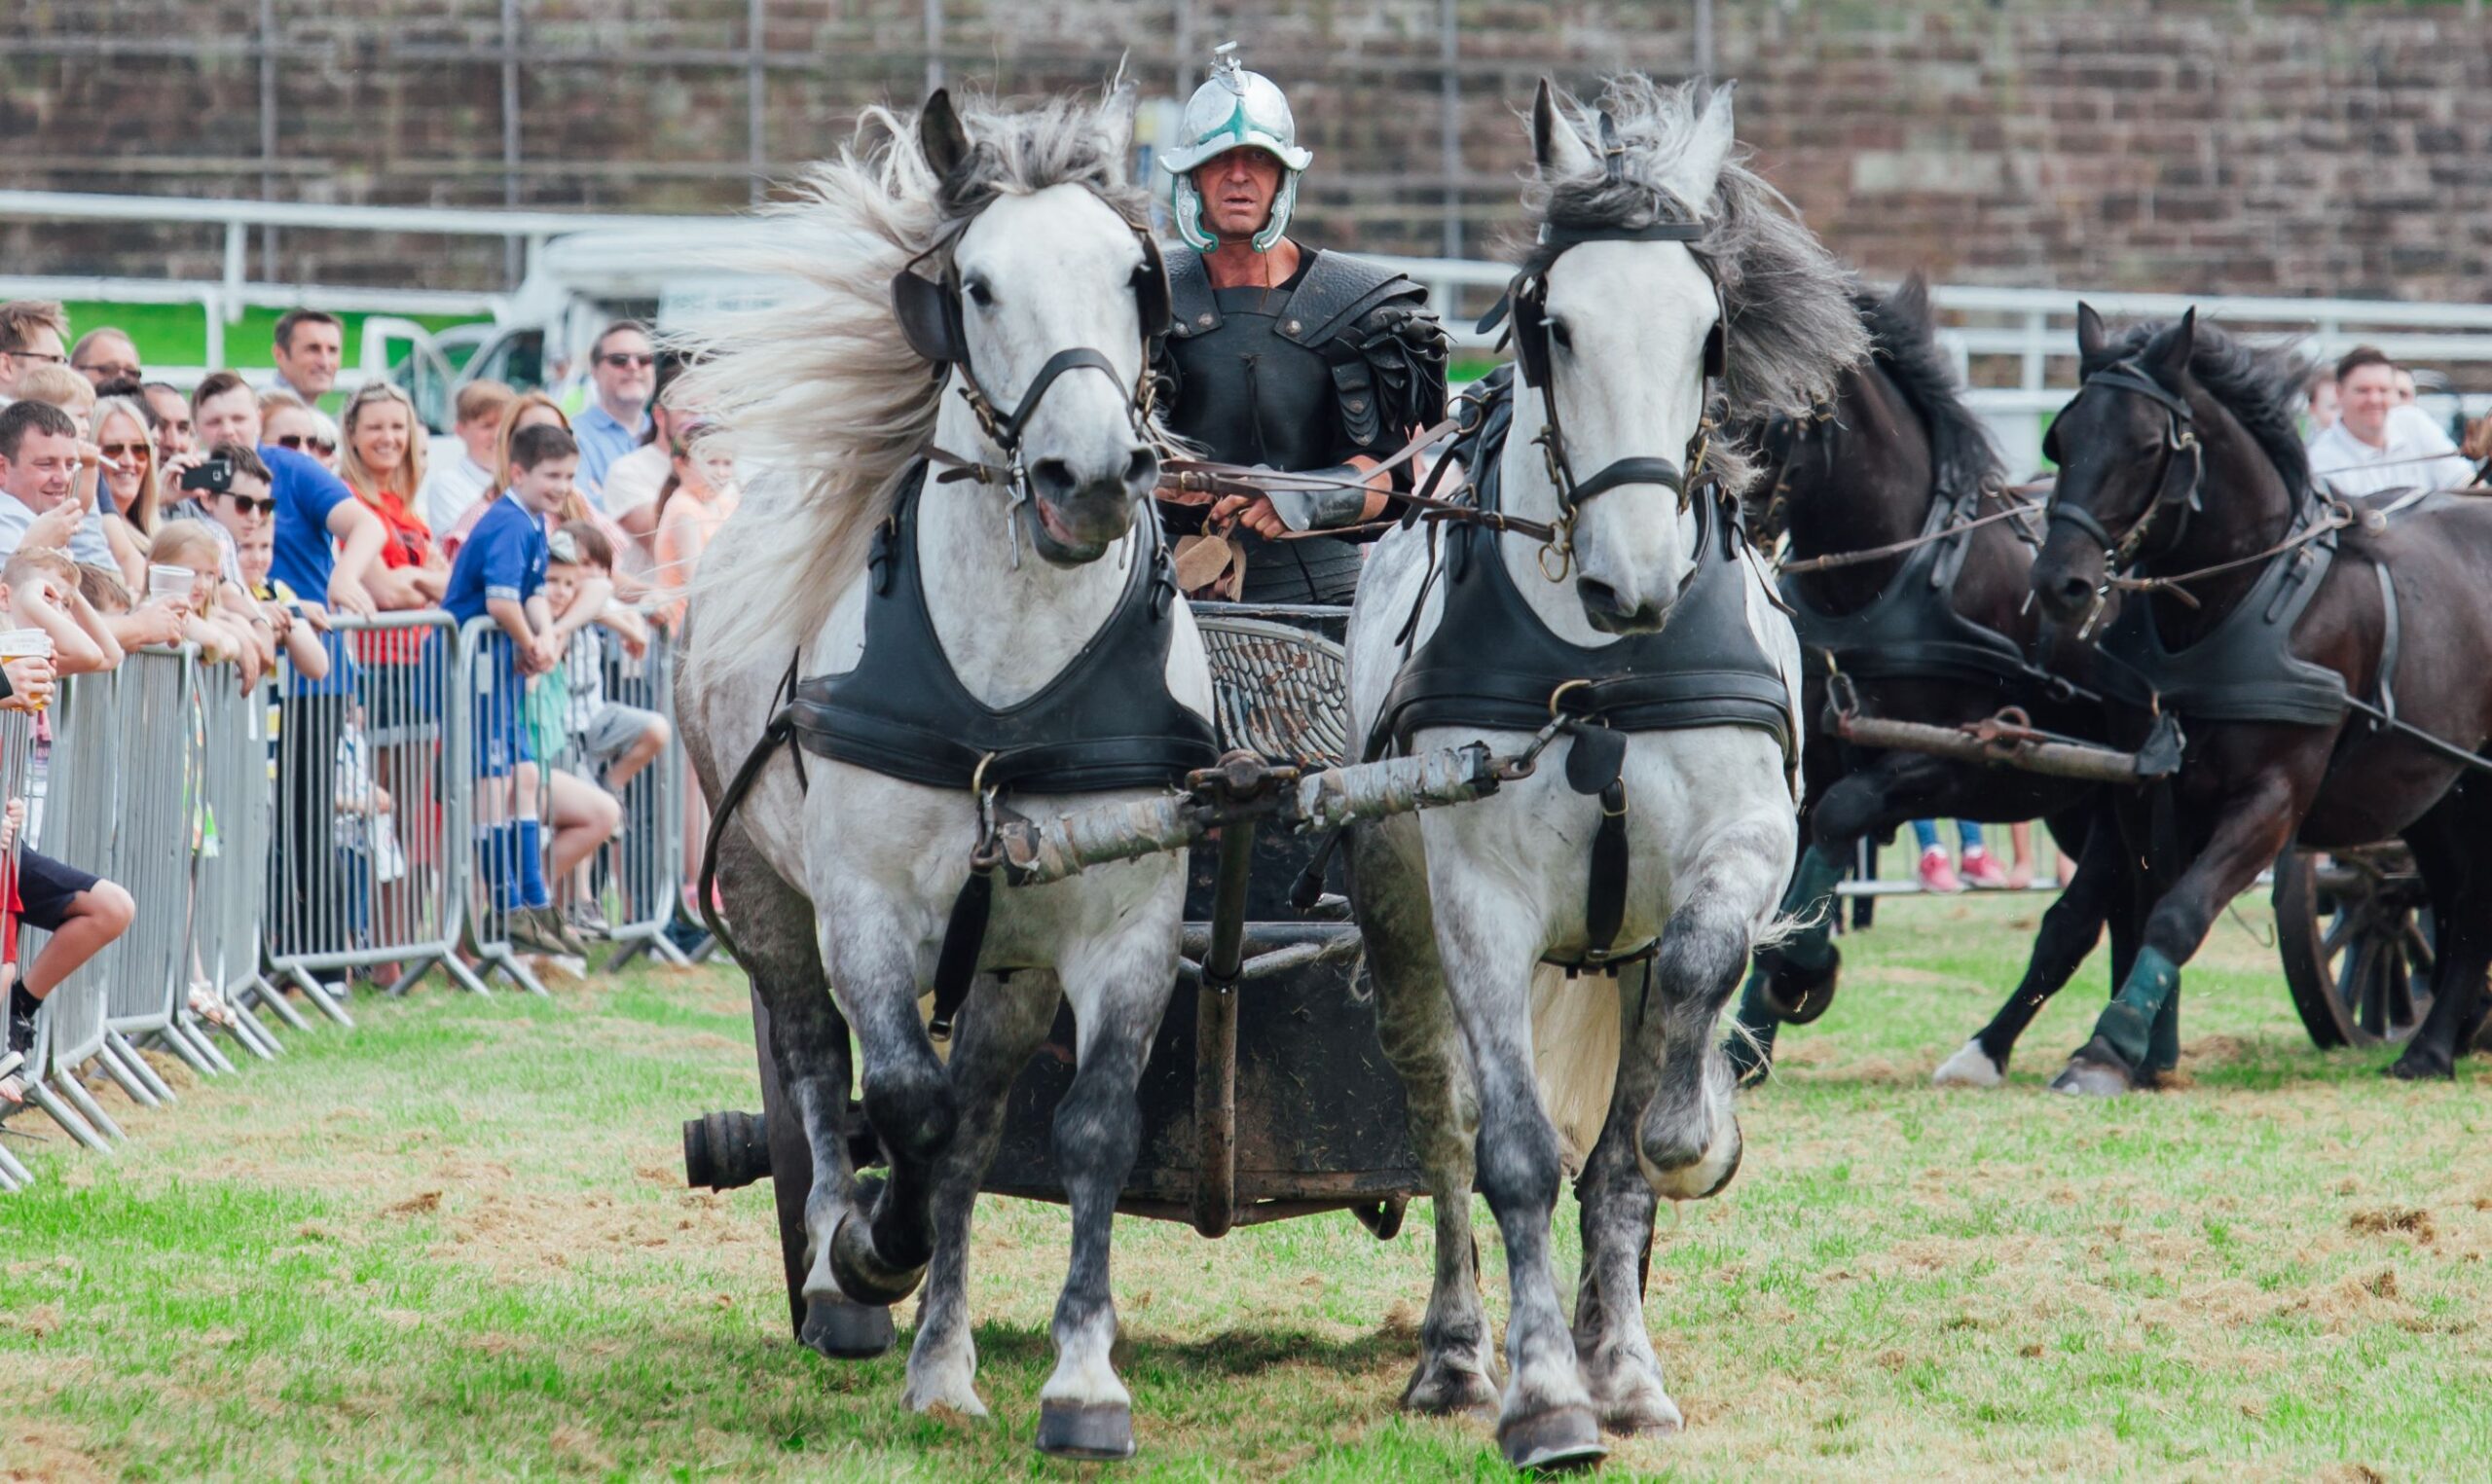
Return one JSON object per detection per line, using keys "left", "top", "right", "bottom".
{"left": 157, "top": 1022, "right": 223, "bottom": 1076}
{"left": 385, "top": 956, "right": 440, "bottom": 998}
{"left": 96, "top": 1039, "right": 163, "bottom": 1108}
{"left": 111, "top": 1032, "right": 180, "bottom": 1102}
{"left": 250, "top": 974, "right": 314, "bottom": 1033}
{"left": 285, "top": 966, "right": 357, "bottom": 1030}
{"left": 27, "top": 1078, "right": 111, "bottom": 1154}
{"left": 0, "top": 1142, "right": 29, "bottom": 1190}
{"left": 484, "top": 949, "right": 551, "bottom": 998}
{"left": 602, "top": 931, "right": 655, "bottom": 971}
{"left": 56, "top": 1070, "right": 127, "bottom": 1143}
{"left": 441, "top": 955, "right": 495, "bottom": 997}
{"left": 224, "top": 1006, "right": 280, "bottom": 1062}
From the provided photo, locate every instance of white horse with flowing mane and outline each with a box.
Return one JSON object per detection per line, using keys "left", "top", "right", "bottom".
{"left": 677, "top": 88, "right": 1210, "bottom": 1461}
{"left": 1344, "top": 76, "right": 1867, "bottom": 1467}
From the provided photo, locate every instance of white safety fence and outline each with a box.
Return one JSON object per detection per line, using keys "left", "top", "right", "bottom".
{"left": 0, "top": 615, "right": 700, "bottom": 1193}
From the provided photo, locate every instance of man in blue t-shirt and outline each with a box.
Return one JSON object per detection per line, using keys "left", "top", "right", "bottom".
{"left": 444, "top": 422, "right": 587, "bottom": 959}
{"left": 189, "top": 369, "right": 385, "bottom": 964}
{"left": 568, "top": 322, "right": 654, "bottom": 497}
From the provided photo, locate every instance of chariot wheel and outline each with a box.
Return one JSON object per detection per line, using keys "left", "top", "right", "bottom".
{"left": 2272, "top": 847, "right": 2438, "bottom": 1049}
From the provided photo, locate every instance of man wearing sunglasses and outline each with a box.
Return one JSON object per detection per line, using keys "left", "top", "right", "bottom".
{"left": 70, "top": 328, "right": 142, "bottom": 391}
{"left": 0, "top": 302, "right": 71, "bottom": 406}
{"left": 270, "top": 308, "right": 345, "bottom": 406}
{"left": 571, "top": 321, "right": 655, "bottom": 496}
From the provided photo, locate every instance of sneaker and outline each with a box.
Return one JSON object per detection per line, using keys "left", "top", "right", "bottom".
{"left": 1959, "top": 848, "right": 2009, "bottom": 889}
{"left": 548, "top": 910, "right": 594, "bottom": 959}
{"left": 506, "top": 906, "right": 573, "bottom": 958}
{"left": 565, "top": 901, "right": 612, "bottom": 940}
{"left": 1917, "top": 847, "right": 1965, "bottom": 894}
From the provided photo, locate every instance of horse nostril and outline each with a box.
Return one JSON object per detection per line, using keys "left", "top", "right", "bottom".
{"left": 1121, "top": 446, "right": 1158, "bottom": 494}
{"left": 1029, "top": 457, "right": 1077, "bottom": 501}
{"left": 1578, "top": 577, "right": 1625, "bottom": 617}
{"left": 2055, "top": 574, "right": 2093, "bottom": 606}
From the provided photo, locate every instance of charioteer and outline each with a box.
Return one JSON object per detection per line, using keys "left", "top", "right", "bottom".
{"left": 1153, "top": 45, "right": 1450, "bottom": 602}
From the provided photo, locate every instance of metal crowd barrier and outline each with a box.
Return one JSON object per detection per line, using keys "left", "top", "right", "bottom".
{"left": 266, "top": 612, "right": 494, "bottom": 1010}
{"left": 453, "top": 613, "right": 551, "bottom": 995}
{"left": 1, "top": 605, "right": 703, "bottom": 1189}
{"left": 600, "top": 622, "right": 693, "bottom": 970}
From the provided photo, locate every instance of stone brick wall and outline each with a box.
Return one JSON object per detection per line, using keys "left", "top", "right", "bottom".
{"left": 6, "top": 1, "right": 2489, "bottom": 302}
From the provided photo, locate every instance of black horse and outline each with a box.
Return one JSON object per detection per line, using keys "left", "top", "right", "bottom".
{"left": 2033, "top": 306, "right": 2492, "bottom": 1092}
{"left": 1729, "top": 277, "right": 2135, "bottom": 1085}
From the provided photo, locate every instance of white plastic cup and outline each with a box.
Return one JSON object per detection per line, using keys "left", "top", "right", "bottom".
{"left": 148, "top": 564, "right": 194, "bottom": 602}
{"left": 0, "top": 629, "right": 53, "bottom": 662}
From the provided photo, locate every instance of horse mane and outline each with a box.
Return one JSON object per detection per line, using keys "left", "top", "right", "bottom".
{"left": 2089, "top": 317, "right": 2313, "bottom": 500}
{"left": 1855, "top": 280, "right": 2000, "bottom": 497}
{"left": 677, "top": 87, "right": 1148, "bottom": 673}
{"left": 1521, "top": 75, "right": 1868, "bottom": 495}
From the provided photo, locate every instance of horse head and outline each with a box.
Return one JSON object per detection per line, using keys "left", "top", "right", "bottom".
{"left": 900, "top": 90, "right": 1168, "bottom": 566}
{"left": 1514, "top": 79, "right": 1737, "bottom": 633}
{"left": 2033, "top": 304, "right": 2203, "bottom": 625}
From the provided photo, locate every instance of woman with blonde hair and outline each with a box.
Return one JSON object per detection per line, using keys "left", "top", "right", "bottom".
{"left": 442, "top": 391, "right": 571, "bottom": 561}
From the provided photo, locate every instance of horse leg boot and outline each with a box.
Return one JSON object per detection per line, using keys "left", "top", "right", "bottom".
{"left": 715, "top": 827, "right": 888, "bottom": 1356}
{"left": 1035, "top": 935, "right": 1179, "bottom": 1462}
{"left": 1351, "top": 829, "right": 1496, "bottom": 1417}
{"left": 821, "top": 920, "right": 956, "bottom": 1307}
{"left": 904, "top": 970, "right": 1061, "bottom": 1418}
{"left": 1438, "top": 896, "right": 1604, "bottom": 1470}
{"left": 2055, "top": 786, "right": 2294, "bottom": 1096}
{"left": 1937, "top": 811, "right": 2121, "bottom": 1087}
{"left": 1570, "top": 960, "right": 1681, "bottom": 1437}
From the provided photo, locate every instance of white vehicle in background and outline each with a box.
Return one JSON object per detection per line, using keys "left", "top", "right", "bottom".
{"left": 377, "top": 224, "right": 805, "bottom": 431}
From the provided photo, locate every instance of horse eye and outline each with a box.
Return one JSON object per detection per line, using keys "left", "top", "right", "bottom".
{"left": 965, "top": 278, "right": 995, "bottom": 308}
{"left": 1548, "top": 320, "right": 1573, "bottom": 352}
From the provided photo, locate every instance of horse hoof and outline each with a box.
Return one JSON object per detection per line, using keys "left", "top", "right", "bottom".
{"left": 1036, "top": 1400, "right": 1136, "bottom": 1461}
{"left": 1758, "top": 946, "right": 1840, "bottom": 1025}
{"left": 799, "top": 1294, "right": 896, "bottom": 1359}
{"left": 2385, "top": 1052, "right": 2454, "bottom": 1082}
{"left": 1932, "top": 1038, "right": 2005, "bottom": 1089}
{"left": 827, "top": 1208, "right": 927, "bottom": 1307}
{"left": 1498, "top": 1404, "right": 1607, "bottom": 1471}
{"left": 1401, "top": 1362, "right": 1498, "bottom": 1418}
{"left": 2048, "top": 1038, "right": 2137, "bottom": 1098}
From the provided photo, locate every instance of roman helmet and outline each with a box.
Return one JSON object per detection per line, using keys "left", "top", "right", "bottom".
{"left": 1159, "top": 43, "right": 1312, "bottom": 253}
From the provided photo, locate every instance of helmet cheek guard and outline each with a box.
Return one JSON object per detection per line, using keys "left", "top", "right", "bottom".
{"left": 1169, "top": 154, "right": 1301, "bottom": 253}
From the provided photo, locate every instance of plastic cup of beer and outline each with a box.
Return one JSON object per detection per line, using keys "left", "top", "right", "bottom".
{"left": 0, "top": 629, "right": 55, "bottom": 712}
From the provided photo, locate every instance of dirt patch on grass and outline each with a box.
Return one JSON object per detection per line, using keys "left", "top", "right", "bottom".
{"left": 2349, "top": 1206, "right": 2437, "bottom": 1244}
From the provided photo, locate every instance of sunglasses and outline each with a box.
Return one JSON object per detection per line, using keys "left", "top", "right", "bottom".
{"left": 220, "top": 493, "right": 278, "bottom": 517}
{"left": 275, "top": 433, "right": 337, "bottom": 454}
{"left": 600, "top": 352, "right": 657, "bottom": 369}
{"left": 98, "top": 442, "right": 150, "bottom": 461}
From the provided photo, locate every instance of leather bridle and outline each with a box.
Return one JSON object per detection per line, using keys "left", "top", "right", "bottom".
{"left": 890, "top": 212, "right": 1174, "bottom": 562}
{"left": 1479, "top": 125, "right": 1729, "bottom": 581}
{"left": 2044, "top": 358, "right": 2204, "bottom": 573}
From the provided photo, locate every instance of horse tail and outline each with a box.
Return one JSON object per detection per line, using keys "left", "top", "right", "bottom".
{"left": 1529, "top": 963, "right": 1621, "bottom": 1177}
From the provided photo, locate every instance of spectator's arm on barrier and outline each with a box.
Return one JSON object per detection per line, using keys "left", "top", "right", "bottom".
{"left": 598, "top": 599, "right": 649, "bottom": 659}
{"left": 549, "top": 575, "right": 613, "bottom": 644}
{"left": 274, "top": 598, "right": 330, "bottom": 679}
{"left": 488, "top": 596, "right": 551, "bottom": 675}
{"left": 31, "top": 587, "right": 116, "bottom": 674}
{"left": 324, "top": 497, "right": 385, "bottom": 619}
{"left": 104, "top": 597, "right": 188, "bottom": 656}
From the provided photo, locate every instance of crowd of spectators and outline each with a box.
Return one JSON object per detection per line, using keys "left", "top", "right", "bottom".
{"left": 0, "top": 298, "right": 722, "bottom": 1098}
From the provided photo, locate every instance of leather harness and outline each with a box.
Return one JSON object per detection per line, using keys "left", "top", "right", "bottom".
{"left": 1372, "top": 365, "right": 1795, "bottom": 969}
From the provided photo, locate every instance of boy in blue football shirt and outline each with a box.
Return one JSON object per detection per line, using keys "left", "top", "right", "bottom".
{"left": 443, "top": 423, "right": 589, "bottom": 958}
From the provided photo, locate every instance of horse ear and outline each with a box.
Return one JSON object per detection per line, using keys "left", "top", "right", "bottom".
{"left": 1659, "top": 80, "right": 1738, "bottom": 213}
{"left": 2075, "top": 301, "right": 2107, "bottom": 360}
{"left": 2154, "top": 308, "right": 2198, "bottom": 380}
{"left": 919, "top": 89, "right": 972, "bottom": 183}
{"left": 1888, "top": 271, "right": 1931, "bottom": 331}
{"left": 1531, "top": 79, "right": 1597, "bottom": 177}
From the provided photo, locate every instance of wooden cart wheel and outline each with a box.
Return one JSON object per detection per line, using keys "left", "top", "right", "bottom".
{"left": 2273, "top": 848, "right": 2437, "bottom": 1049}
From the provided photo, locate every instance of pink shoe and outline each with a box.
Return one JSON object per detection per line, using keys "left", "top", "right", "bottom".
{"left": 1918, "top": 847, "right": 1965, "bottom": 894}
{"left": 1959, "top": 848, "right": 2009, "bottom": 889}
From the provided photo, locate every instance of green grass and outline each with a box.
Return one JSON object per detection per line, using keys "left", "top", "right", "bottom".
{"left": 3, "top": 897, "right": 2488, "bottom": 1480}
